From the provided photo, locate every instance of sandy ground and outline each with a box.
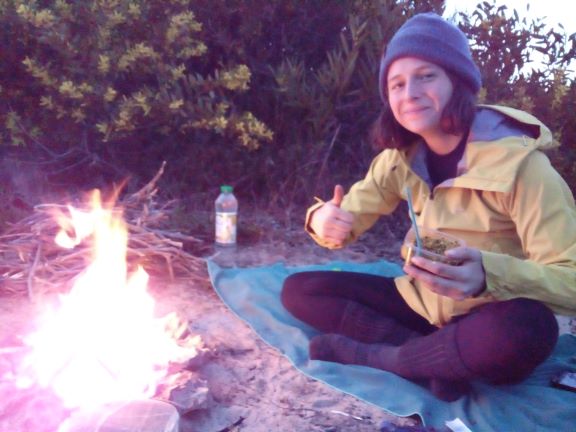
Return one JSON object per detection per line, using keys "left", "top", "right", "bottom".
{"left": 1, "top": 209, "right": 574, "bottom": 431}
{"left": 177, "top": 233, "right": 576, "bottom": 432}
{"left": 165, "top": 226, "right": 416, "bottom": 432}
{"left": 0, "top": 215, "right": 420, "bottom": 432}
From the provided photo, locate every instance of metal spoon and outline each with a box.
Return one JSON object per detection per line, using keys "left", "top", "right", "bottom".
{"left": 404, "top": 186, "right": 422, "bottom": 254}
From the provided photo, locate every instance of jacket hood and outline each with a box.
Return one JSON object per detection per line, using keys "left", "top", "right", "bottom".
{"left": 455, "top": 105, "right": 558, "bottom": 193}
{"left": 407, "top": 105, "right": 558, "bottom": 194}
{"left": 470, "top": 104, "right": 556, "bottom": 150}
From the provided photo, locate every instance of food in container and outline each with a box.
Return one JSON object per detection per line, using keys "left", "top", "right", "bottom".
{"left": 401, "top": 227, "right": 465, "bottom": 266}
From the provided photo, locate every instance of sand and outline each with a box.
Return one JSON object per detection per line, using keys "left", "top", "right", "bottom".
{"left": 1, "top": 210, "right": 574, "bottom": 431}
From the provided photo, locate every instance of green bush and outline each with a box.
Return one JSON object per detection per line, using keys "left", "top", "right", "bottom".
{"left": 0, "top": 0, "right": 445, "bottom": 206}
{"left": 0, "top": 0, "right": 272, "bottom": 192}
{"left": 187, "top": 0, "right": 445, "bottom": 206}
{"left": 0, "top": 0, "right": 574, "bottom": 223}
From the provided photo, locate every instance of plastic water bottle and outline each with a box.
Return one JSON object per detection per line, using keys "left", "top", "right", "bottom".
{"left": 215, "top": 185, "right": 238, "bottom": 247}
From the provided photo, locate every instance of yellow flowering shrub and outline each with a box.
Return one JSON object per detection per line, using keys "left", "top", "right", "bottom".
{"left": 1, "top": 0, "right": 272, "bottom": 154}
{"left": 1, "top": 0, "right": 572, "bottom": 210}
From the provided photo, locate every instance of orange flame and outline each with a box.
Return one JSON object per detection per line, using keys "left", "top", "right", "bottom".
{"left": 20, "top": 190, "right": 200, "bottom": 410}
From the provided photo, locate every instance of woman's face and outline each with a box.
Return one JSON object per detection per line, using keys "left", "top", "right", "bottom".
{"left": 386, "top": 57, "right": 453, "bottom": 140}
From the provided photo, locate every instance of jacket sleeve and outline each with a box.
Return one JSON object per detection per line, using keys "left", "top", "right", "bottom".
{"left": 304, "top": 150, "right": 406, "bottom": 249}
{"left": 482, "top": 151, "right": 576, "bottom": 315}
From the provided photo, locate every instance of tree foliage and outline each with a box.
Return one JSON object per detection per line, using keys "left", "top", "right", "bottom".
{"left": 455, "top": 1, "right": 576, "bottom": 196}
{"left": 0, "top": 0, "right": 273, "bottom": 193}
{"left": 0, "top": 0, "right": 574, "bottom": 222}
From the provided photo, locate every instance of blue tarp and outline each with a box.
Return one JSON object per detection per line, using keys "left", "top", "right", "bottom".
{"left": 207, "top": 259, "right": 576, "bottom": 431}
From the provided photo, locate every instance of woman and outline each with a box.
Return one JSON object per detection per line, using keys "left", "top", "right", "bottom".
{"left": 281, "top": 12, "right": 576, "bottom": 401}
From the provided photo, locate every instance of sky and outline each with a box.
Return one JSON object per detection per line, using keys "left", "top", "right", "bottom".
{"left": 443, "top": 0, "right": 576, "bottom": 35}
{"left": 443, "top": 0, "right": 575, "bottom": 75}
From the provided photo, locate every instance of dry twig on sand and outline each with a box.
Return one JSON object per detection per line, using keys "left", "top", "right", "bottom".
{"left": 0, "top": 162, "right": 206, "bottom": 299}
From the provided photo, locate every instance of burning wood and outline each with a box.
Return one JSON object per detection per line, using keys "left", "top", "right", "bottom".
{"left": 0, "top": 163, "right": 209, "bottom": 430}
{"left": 0, "top": 162, "right": 207, "bottom": 299}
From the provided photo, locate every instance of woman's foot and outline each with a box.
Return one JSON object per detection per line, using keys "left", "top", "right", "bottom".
{"left": 309, "top": 333, "right": 471, "bottom": 402}
{"left": 309, "top": 334, "right": 359, "bottom": 363}
{"left": 309, "top": 333, "right": 398, "bottom": 366}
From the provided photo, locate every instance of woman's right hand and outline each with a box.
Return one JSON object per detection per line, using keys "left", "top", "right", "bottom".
{"left": 309, "top": 185, "right": 354, "bottom": 247}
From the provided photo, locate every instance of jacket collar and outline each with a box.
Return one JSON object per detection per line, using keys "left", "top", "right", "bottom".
{"left": 405, "top": 105, "right": 556, "bottom": 193}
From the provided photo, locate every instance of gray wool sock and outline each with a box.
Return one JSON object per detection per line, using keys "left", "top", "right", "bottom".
{"left": 310, "top": 325, "right": 472, "bottom": 381}
{"left": 338, "top": 302, "right": 421, "bottom": 345}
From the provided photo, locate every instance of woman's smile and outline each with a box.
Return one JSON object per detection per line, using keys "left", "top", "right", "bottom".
{"left": 387, "top": 57, "right": 454, "bottom": 144}
{"left": 403, "top": 106, "right": 430, "bottom": 115}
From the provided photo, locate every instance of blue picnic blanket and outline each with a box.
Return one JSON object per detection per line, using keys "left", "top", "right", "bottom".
{"left": 206, "top": 259, "right": 576, "bottom": 431}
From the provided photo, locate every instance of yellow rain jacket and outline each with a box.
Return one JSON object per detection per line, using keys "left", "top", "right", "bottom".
{"left": 306, "top": 105, "right": 576, "bottom": 326}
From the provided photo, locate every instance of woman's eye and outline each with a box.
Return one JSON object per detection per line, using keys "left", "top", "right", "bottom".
{"left": 389, "top": 82, "right": 404, "bottom": 91}
{"left": 419, "top": 73, "right": 435, "bottom": 81}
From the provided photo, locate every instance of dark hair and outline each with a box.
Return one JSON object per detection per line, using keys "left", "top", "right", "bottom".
{"left": 370, "top": 72, "right": 478, "bottom": 151}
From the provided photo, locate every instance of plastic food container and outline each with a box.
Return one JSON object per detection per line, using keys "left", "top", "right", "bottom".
{"left": 401, "top": 226, "right": 465, "bottom": 266}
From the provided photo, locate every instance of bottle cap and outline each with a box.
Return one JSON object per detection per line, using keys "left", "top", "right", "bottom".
{"left": 220, "top": 185, "right": 233, "bottom": 193}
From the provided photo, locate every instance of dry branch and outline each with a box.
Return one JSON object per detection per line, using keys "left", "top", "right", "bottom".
{"left": 0, "top": 163, "right": 207, "bottom": 299}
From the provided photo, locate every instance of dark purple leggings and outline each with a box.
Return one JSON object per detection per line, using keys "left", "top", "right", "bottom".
{"left": 281, "top": 270, "right": 559, "bottom": 384}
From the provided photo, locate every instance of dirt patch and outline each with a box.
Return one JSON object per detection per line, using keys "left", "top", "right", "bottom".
{"left": 156, "top": 210, "right": 413, "bottom": 431}
{"left": 164, "top": 218, "right": 412, "bottom": 432}
{"left": 153, "top": 272, "right": 417, "bottom": 432}
{"left": 2, "top": 205, "right": 573, "bottom": 431}
{"left": 0, "top": 208, "right": 417, "bottom": 431}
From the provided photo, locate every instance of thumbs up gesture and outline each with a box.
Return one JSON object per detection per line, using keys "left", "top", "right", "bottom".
{"left": 331, "top": 184, "right": 344, "bottom": 207}
{"left": 309, "top": 185, "right": 354, "bottom": 247}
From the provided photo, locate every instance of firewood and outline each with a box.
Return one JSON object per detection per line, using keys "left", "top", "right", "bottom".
{"left": 0, "top": 163, "right": 207, "bottom": 299}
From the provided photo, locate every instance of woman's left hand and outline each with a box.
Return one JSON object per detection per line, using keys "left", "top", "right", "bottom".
{"left": 403, "top": 246, "right": 486, "bottom": 300}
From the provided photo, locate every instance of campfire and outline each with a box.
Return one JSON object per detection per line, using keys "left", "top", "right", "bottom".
{"left": 0, "top": 165, "right": 211, "bottom": 431}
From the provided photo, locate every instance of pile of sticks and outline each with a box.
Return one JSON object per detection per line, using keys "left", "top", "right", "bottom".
{"left": 0, "top": 162, "right": 207, "bottom": 299}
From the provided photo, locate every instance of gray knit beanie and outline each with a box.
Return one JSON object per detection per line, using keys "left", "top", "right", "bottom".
{"left": 379, "top": 12, "right": 482, "bottom": 98}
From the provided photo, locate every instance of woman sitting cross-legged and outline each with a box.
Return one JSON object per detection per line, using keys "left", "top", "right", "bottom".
{"left": 281, "top": 12, "right": 576, "bottom": 402}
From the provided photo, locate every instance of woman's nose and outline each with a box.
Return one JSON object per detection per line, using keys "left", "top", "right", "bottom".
{"left": 404, "top": 79, "right": 421, "bottom": 99}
